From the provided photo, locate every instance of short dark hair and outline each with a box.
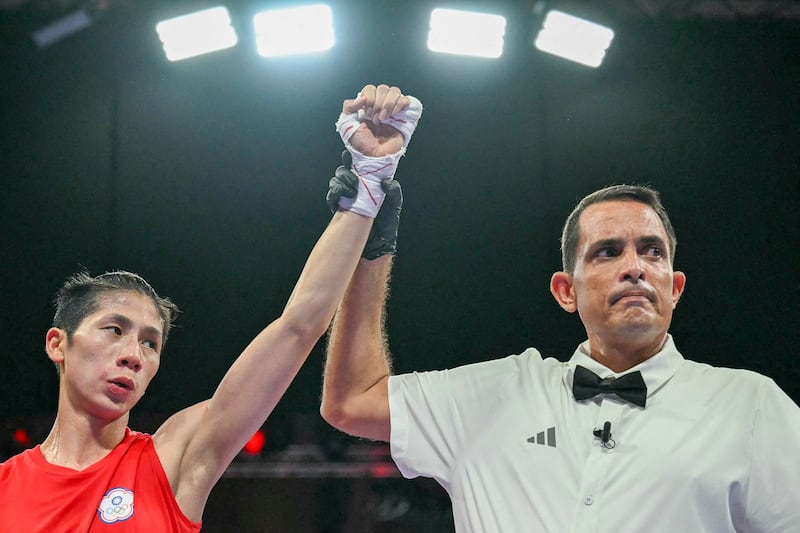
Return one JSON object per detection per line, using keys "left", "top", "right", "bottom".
{"left": 560, "top": 184, "right": 677, "bottom": 273}
{"left": 52, "top": 270, "right": 179, "bottom": 346}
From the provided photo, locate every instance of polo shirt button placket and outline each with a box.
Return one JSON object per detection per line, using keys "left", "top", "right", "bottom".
{"left": 573, "top": 398, "right": 624, "bottom": 531}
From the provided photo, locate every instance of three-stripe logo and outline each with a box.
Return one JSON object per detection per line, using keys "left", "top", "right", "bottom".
{"left": 527, "top": 427, "right": 556, "bottom": 448}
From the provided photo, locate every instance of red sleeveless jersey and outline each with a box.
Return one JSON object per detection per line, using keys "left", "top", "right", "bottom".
{"left": 0, "top": 429, "right": 202, "bottom": 532}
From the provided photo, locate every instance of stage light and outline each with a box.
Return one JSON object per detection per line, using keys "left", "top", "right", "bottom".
{"left": 427, "top": 8, "right": 506, "bottom": 59}
{"left": 155, "top": 6, "right": 238, "bottom": 62}
{"left": 243, "top": 429, "right": 266, "bottom": 456}
{"left": 253, "top": 4, "right": 335, "bottom": 57}
{"left": 13, "top": 428, "right": 31, "bottom": 448}
{"left": 534, "top": 10, "right": 615, "bottom": 68}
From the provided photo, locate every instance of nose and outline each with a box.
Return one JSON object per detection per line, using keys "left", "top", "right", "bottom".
{"left": 619, "top": 249, "right": 645, "bottom": 283}
{"left": 118, "top": 338, "right": 143, "bottom": 371}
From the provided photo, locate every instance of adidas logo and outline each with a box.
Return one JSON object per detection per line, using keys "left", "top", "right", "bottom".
{"left": 527, "top": 427, "right": 557, "bottom": 448}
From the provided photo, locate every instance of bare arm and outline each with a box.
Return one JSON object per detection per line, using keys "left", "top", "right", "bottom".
{"left": 156, "top": 209, "right": 372, "bottom": 520}
{"left": 321, "top": 254, "right": 394, "bottom": 442}
{"left": 153, "top": 84, "right": 415, "bottom": 521}
{"left": 319, "top": 83, "right": 423, "bottom": 442}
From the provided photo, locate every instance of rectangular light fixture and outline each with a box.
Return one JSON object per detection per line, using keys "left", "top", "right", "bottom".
{"left": 156, "top": 6, "right": 238, "bottom": 62}
{"left": 253, "top": 4, "right": 335, "bottom": 57}
{"left": 534, "top": 10, "right": 614, "bottom": 68}
{"left": 427, "top": 8, "right": 506, "bottom": 59}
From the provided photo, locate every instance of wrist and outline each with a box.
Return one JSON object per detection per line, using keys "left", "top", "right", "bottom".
{"left": 337, "top": 170, "right": 390, "bottom": 218}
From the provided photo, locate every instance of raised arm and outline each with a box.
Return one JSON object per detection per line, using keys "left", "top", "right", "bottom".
{"left": 321, "top": 254, "right": 395, "bottom": 442}
{"left": 320, "top": 84, "right": 422, "bottom": 442}
{"left": 154, "top": 84, "right": 420, "bottom": 521}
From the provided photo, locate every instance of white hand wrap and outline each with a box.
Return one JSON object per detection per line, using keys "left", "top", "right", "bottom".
{"left": 335, "top": 95, "right": 423, "bottom": 218}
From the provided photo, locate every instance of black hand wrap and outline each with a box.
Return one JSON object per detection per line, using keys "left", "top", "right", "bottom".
{"left": 363, "top": 178, "right": 402, "bottom": 259}
{"left": 326, "top": 151, "right": 403, "bottom": 260}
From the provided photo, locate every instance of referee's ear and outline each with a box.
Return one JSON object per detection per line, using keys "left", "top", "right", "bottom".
{"left": 550, "top": 271, "right": 577, "bottom": 313}
{"left": 671, "top": 271, "right": 687, "bottom": 308}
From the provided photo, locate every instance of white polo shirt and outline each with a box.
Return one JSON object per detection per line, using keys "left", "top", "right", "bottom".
{"left": 388, "top": 335, "right": 800, "bottom": 533}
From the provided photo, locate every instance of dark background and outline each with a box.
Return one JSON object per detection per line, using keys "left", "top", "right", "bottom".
{"left": 1, "top": 0, "right": 798, "bottom": 530}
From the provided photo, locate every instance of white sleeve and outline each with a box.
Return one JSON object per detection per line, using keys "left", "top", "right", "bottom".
{"left": 388, "top": 352, "right": 540, "bottom": 488}
{"left": 744, "top": 378, "right": 800, "bottom": 532}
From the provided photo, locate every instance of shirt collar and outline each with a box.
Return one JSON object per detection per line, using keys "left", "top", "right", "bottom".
{"left": 565, "top": 334, "right": 684, "bottom": 399}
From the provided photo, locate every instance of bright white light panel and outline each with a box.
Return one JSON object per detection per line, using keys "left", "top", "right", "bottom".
{"left": 154, "top": 6, "right": 615, "bottom": 66}
{"left": 427, "top": 8, "right": 506, "bottom": 59}
{"left": 156, "top": 6, "right": 238, "bottom": 62}
{"left": 253, "top": 4, "right": 335, "bottom": 57}
{"left": 534, "top": 10, "right": 614, "bottom": 68}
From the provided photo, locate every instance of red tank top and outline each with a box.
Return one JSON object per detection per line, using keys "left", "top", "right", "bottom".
{"left": 0, "top": 429, "right": 202, "bottom": 532}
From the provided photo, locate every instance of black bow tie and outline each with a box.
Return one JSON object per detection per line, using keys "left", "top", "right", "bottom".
{"left": 572, "top": 365, "right": 648, "bottom": 408}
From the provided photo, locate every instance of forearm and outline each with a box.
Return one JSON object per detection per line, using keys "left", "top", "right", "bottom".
{"left": 321, "top": 255, "right": 393, "bottom": 441}
{"left": 281, "top": 209, "right": 373, "bottom": 336}
{"left": 215, "top": 209, "right": 372, "bottom": 402}
{"left": 186, "top": 210, "right": 372, "bottom": 469}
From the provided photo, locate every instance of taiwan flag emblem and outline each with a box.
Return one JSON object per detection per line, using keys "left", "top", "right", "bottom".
{"left": 98, "top": 487, "right": 135, "bottom": 523}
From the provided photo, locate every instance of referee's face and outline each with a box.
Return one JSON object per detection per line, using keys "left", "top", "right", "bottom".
{"left": 558, "top": 200, "right": 686, "bottom": 357}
